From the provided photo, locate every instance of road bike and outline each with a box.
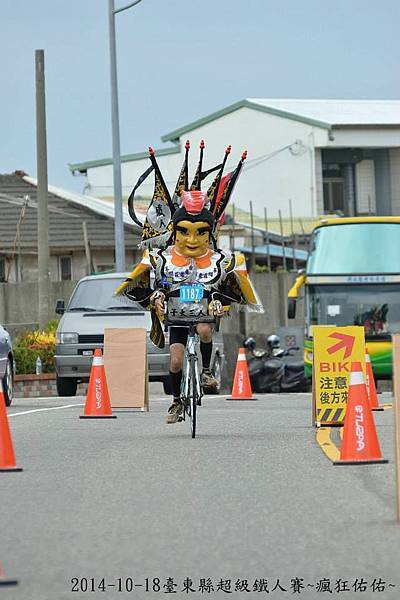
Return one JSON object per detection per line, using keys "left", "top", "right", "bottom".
{"left": 164, "top": 315, "right": 219, "bottom": 438}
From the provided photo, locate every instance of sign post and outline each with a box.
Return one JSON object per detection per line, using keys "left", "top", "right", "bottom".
{"left": 392, "top": 334, "right": 400, "bottom": 522}
{"left": 312, "top": 326, "right": 366, "bottom": 427}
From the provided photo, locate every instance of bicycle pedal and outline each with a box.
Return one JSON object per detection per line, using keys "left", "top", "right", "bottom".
{"left": 197, "top": 398, "right": 202, "bottom": 406}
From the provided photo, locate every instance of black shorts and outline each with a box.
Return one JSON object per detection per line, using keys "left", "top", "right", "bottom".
{"left": 169, "top": 324, "right": 213, "bottom": 346}
{"left": 169, "top": 326, "right": 189, "bottom": 347}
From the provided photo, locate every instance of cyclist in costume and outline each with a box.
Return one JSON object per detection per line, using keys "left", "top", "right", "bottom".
{"left": 115, "top": 142, "right": 262, "bottom": 423}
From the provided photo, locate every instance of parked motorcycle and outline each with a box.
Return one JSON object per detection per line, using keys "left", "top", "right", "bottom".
{"left": 243, "top": 335, "right": 310, "bottom": 393}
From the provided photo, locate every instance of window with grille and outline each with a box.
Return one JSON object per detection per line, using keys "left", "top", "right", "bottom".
{"left": 59, "top": 256, "right": 72, "bottom": 280}
{"left": 0, "top": 258, "right": 5, "bottom": 282}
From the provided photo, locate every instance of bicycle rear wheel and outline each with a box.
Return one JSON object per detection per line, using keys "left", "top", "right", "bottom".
{"left": 189, "top": 357, "right": 199, "bottom": 438}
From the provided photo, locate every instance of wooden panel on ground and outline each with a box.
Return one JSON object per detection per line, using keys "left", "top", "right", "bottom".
{"left": 103, "top": 328, "right": 149, "bottom": 410}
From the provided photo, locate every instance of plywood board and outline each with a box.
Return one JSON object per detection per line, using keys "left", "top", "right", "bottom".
{"left": 103, "top": 328, "right": 149, "bottom": 410}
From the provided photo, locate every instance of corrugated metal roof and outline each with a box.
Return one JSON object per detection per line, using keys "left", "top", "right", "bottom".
{"left": 161, "top": 99, "right": 331, "bottom": 143}
{"left": 0, "top": 174, "right": 141, "bottom": 251}
{"left": 69, "top": 144, "right": 180, "bottom": 174}
{"left": 249, "top": 98, "right": 400, "bottom": 126}
{"left": 236, "top": 244, "right": 308, "bottom": 261}
{"left": 24, "top": 176, "right": 138, "bottom": 227}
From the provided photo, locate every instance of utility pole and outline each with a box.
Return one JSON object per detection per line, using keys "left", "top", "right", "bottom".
{"left": 108, "top": 0, "right": 125, "bottom": 271}
{"left": 108, "top": 0, "right": 144, "bottom": 272}
{"left": 35, "top": 49, "right": 51, "bottom": 330}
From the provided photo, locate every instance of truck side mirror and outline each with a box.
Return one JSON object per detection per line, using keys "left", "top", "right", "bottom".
{"left": 55, "top": 299, "right": 65, "bottom": 315}
{"left": 287, "top": 298, "right": 297, "bottom": 319}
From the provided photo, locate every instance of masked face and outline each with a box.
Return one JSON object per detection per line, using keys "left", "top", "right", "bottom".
{"left": 174, "top": 220, "right": 211, "bottom": 257}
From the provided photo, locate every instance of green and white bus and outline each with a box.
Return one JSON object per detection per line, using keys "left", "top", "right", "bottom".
{"left": 288, "top": 217, "right": 400, "bottom": 379}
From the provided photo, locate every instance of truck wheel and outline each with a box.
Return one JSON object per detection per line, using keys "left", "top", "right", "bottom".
{"left": 2, "top": 358, "right": 13, "bottom": 406}
{"left": 56, "top": 376, "right": 77, "bottom": 397}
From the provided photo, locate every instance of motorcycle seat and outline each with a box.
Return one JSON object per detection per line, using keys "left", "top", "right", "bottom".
{"left": 262, "top": 358, "right": 283, "bottom": 373}
{"left": 285, "top": 361, "right": 304, "bottom": 372}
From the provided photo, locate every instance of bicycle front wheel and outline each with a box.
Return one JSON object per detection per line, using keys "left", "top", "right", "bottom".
{"left": 189, "top": 357, "right": 199, "bottom": 438}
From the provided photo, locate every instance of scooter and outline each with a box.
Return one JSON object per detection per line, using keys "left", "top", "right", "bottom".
{"left": 243, "top": 337, "right": 310, "bottom": 393}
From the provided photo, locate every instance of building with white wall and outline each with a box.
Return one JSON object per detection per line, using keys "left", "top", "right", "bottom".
{"left": 69, "top": 98, "right": 400, "bottom": 221}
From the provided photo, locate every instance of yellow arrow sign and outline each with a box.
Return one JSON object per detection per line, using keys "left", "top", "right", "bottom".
{"left": 313, "top": 326, "right": 366, "bottom": 426}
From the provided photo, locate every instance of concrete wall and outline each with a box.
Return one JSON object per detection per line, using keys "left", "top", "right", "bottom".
{"left": 0, "top": 272, "right": 304, "bottom": 339}
{"left": 375, "top": 149, "right": 392, "bottom": 215}
{"left": 315, "top": 148, "right": 324, "bottom": 215}
{"left": 390, "top": 148, "right": 400, "bottom": 215}
{"left": 219, "top": 272, "right": 305, "bottom": 386}
{"left": 0, "top": 281, "right": 77, "bottom": 335}
{"left": 327, "top": 127, "right": 400, "bottom": 148}
{"left": 356, "top": 159, "right": 376, "bottom": 214}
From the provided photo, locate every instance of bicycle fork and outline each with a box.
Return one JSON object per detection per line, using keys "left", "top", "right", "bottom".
{"left": 188, "top": 333, "right": 202, "bottom": 403}
{"left": 180, "top": 333, "right": 202, "bottom": 420}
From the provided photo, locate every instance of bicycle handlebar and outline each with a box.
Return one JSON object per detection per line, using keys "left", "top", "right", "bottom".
{"left": 164, "top": 316, "right": 221, "bottom": 332}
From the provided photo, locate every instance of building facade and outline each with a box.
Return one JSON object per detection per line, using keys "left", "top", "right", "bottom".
{"left": 0, "top": 173, "right": 141, "bottom": 283}
{"left": 70, "top": 98, "right": 400, "bottom": 222}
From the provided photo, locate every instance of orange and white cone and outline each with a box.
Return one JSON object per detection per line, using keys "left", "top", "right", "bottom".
{"left": 80, "top": 349, "right": 116, "bottom": 419}
{"left": 365, "top": 349, "right": 383, "bottom": 411}
{"left": 334, "top": 361, "right": 387, "bottom": 465}
{"left": 0, "top": 563, "right": 18, "bottom": 586}
{"left": 0, "top": 381, "right": 23, "bottom": 472}
{"left": 226, "top": 348, "right": 257, "bottom": 401}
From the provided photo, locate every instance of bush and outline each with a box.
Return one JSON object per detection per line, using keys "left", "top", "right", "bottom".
{"left": 253, "top": 264, "right": 269, "bottom": 273}
{"left": 13, "top": 321, "right": 57, "bottom": 375}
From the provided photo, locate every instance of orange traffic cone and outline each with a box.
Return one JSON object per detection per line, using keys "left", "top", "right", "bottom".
{"left": 226, "top": 348, "right": 257, "bottom": 401}
{"left": 0, "top": 381, "right": 23, "bottom": 472}
{"left": 80, "top": 349, "right": 116, "bottom": 419}
{"left": 0, "top": 563, "right": 18, "bottom": 586}
{"left": 334, "top": 361, "right": 387, "bottom": 465}
{"left": 365, "top": 349, "right": 383, "bottom": 411}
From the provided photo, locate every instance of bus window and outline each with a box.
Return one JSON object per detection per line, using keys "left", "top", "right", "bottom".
{"left": 308, "top": 223, "right": 400, "bottom": 274}
{"left": 307, "top": 284, "right": 400, "bottom": 338}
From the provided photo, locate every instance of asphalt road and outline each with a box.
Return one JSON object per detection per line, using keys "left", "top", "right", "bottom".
{"left": 1, "top": 387, "right": 399, "bottom": 600}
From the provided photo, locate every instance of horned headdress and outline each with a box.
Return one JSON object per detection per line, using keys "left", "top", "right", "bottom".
{"left": 127, "top": 141, "right": 247, "bottom": 248}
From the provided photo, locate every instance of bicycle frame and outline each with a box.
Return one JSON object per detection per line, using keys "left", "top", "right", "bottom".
{"left": 164, "top": 315, "right": 218, "bottom": 438}
{"left": 181, "top": 323, "right": 202, "bottom": 411}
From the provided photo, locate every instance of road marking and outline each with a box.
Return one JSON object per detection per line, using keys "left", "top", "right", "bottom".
{"left": 316, "top": 426, "right": 340, "bottom": 462}
{"left": 8, "top": 404, "right": 84, "bottom": 417}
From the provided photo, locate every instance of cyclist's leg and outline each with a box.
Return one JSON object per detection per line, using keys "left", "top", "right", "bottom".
{"left": 197, "top": 323, "right": 218, "bottom": 389}
{"left": 166, "top": 327, "right": 188, "bottom": 423}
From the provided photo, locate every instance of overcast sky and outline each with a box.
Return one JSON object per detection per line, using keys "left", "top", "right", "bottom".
{"left": 2, "top": 0, "right": 400, "bottom": 192}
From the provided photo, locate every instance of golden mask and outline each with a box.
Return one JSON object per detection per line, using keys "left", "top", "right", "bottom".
{"left": 174, "top": 220, "right": 211, "bottom": 257}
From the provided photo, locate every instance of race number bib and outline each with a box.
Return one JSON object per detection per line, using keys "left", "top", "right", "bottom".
{"left": 179, "top": 285, "right": 204, "bottom": 303}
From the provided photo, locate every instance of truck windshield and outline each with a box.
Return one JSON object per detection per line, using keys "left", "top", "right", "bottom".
{"left": 68, "top": 278, "right": 141, "bottom": 312}
{"left": 308, "top": 223, "right": 400, "bottom": 274}
{"left": 307, "top": 284, "right": 400, "bottom": 338}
